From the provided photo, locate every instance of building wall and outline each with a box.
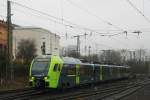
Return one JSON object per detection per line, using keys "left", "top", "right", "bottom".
{"left": 0, "top": 20, "right": 7, "bottom": 53}
{"left": 13, "top": 27, "right": 60, "bottom": 58}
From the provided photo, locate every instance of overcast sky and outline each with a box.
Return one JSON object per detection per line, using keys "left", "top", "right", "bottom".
{"left": 1, "top": 0, "right": 150, "bottom": 53}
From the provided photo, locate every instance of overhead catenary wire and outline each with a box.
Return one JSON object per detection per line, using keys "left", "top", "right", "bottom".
{"left": 64, "top": 0, "right": 146, "bottom": 37}
{"left": 11, "top": 1, "right": 99, "bottom": 33}
{"left": 65, "top": 0, "right": 124, "bottom": 31}
{"left": 59, "top": 0, "right": 68, "bottom": 40}
{"left": 11, "top": 1, "right": 129, "bottom": 37}
{"left": 0, "top": 14, "right": 6, "bottom": 19}
{"left": 11, "top": 3, "right": 89, "bottom": 37}
{"left": 11, "top": 6, "right": 69, "bottom": 26}
{"left": 10, "top": 1, "right": 109, "bottom": 35}
{"left": 126, "top": 0, "right": 150, "bottom": 24}
{"left": 11, "top": 7, "right": 82, "bottom": 38}
{"left": 2, "top": 1, "right": 150, "bottom": 35}
{"left": 83, "top": 32, "right": 141, "bottom": 52}
{"left": 7, "top": 1, "right": 150, "bottom": 54}
{"left": 0, "top": 0, "right": 149, "bottom": 56}
{"left": 9, "top": 1, "right": 144, "bottom": 38}
{"left": 11, "top": 5, "right": 149, "bottom": 36}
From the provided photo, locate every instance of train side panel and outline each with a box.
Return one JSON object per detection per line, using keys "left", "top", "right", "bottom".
{"left": 93, "top": 65, "right": 100, "bottom": 83}
{"left": 79, "top": 64, "right": 94, "bottom": 85}
{"left": 58, "top": 64, "right": 76, "bottom": 88}
{"left": 45, "top": 56, "right": 63, "bottom": 88}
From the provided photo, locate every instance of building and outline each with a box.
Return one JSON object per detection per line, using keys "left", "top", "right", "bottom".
{"left": 0, "top": 20, "right": 7, "bottom": 54}
{"left": 13, "top": 27, "right": 60, "bottom": 58}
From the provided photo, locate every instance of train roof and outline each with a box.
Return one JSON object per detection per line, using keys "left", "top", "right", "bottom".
{"left": 35, "top": 55, "right": 51, "bottom": 59}
{"left": 94, "top": 64, "right": 130, "bottom": 68}
{"left": 62, "top": 57, "right": 82, "bottom": 64}
{"left": 80, "top": 63, "right": 94, "bottom": 66}
{"left": 33, "top": 55, "right": 130, "bottom": 68}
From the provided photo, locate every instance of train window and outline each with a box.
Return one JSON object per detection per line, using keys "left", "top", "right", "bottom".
{"left": 80, "top": 65, "right": 92, "bottom": 76}
{"left": 62, "top": 64, "right": 76, "bottom": 75}
{"left": 53, "top": 64, "right": 58, "bottom": 72}
{"left": 67, "top": 65, "right": 76, "bottom": 75}
{"left": 68, "top": 68, "right": 76, "bottom": 75}
{"left": 31, "top": 58, "right": 50, "bottom": 76}
{"left": 110, "top": 67, "right": 113, "bottom": 76}
{"left": 58, "top": 64, "right": 61, "bottom": 71}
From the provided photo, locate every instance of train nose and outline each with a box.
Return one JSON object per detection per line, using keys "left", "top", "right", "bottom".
{"left": 34, "top": 76, "right": 45, "bottom": 88}
{"left": 35, "top": 79, "right": 45, "bottom": 87}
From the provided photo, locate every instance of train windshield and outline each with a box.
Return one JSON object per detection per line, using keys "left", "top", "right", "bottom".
{"left": 31, "top": 58, "right": 50, "bottom": 76}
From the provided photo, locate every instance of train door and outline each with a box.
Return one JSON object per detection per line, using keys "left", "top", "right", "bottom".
{"left": 94, "top": 65, "right": 100, "bottom": 82}
{"left": 110, "top": 67, "right": 113, "bottom": 79}
{"left": 51, "top": 63, "right": 62, "bottom": 87}
{"left": 105, "top": 66, "right": 110, "bottom": 80}
{"left": 76, "top": 64, "right": 80, "bottom": 85}
{"left": 118, "top": 67, "right": 121, "bottom": 78}
{"left": 100, "top": 65, "right": 103, "bottom": 81}
{"left": 49, "top": 63, "right": 60, "bottom": 88}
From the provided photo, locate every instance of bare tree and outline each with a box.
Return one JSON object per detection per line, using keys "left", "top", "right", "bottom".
{"left": 17, "top": 39, "right": 37, "bottom": 63}
{"left": 100, "top": 50, "right": 122, "bottom": 64}
{"left": 68, "top": 50, "right": 78, "bottom": 58}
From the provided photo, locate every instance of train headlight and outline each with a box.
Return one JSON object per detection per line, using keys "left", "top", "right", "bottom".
{"left": 44, "top": 76, "right": 48, "bottom": 80}
{"left": 29, "top": 77, "right": 34, "bottom": 81}
{"left": 44, "top": 76, "right": 50, "bottom": 80}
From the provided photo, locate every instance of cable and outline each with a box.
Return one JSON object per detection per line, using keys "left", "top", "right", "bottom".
{"left": 12, "top": 1, "right": 129, "bottom": 36}
{"left": 11, "top": 1, "right": 109, "bottom": 35}
{"left": 11, "top": 1, "right": 64, "bottom": 22}
{"left": 0, "top": 14, "right": 6, "bottom": 19}
{"left": 11, "top": 7, "right": 66, "bottom": 25}
{"left": 11, "top": 5, "right": 85, "bottom": 37}
{"left": 11, "top": 1, "right": 142, "bottom": 38}
{"left": 126, "top": 0, "right": 150, "bottom": 24}
{"left": 11, "top": 7, "right": 147, "bottom": 38}
{"left": 11, "top": 1, "right": 82, "bottom": 29}
{"left": 11, "top": 6, "right": 92, "bottom": 38}
{"left": 65, "top": 0, "right": 124, "bottom": 31}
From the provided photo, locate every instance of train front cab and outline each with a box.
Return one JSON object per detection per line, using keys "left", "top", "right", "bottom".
{"left": 29, "top": 55, "right": 63, "bottom": 88}
{"left": 29, "top": 56, "right": 51, "bottom": 88}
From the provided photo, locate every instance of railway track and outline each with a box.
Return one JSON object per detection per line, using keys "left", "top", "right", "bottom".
{"left": 31, "top": 78, "right": 150, "bottom": 100}
{"left": 58, "top": 79, "right": 150, "bottom": 100}
{"left": 28, "top": 79, "right": 130, "bottom": 100}
{"left": 0, "top": 88, "right": 32, "bottom": 95}
{"left": 43, "top": 84, "right": 130, "bottom": 100}
{"left": 0, "top": 88, "right": 51, "bottom": 100}
{"left": 0, "top": 78, "right": 149, "bottom": 100}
